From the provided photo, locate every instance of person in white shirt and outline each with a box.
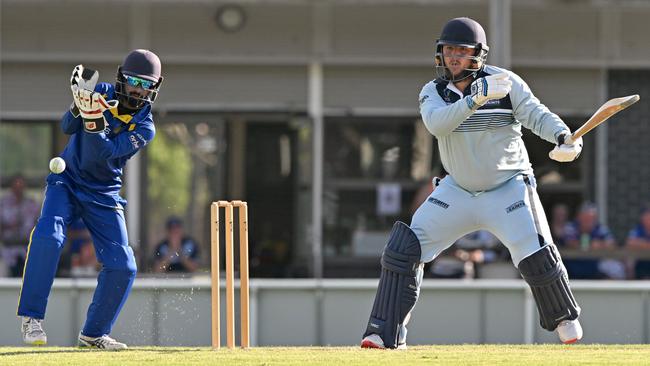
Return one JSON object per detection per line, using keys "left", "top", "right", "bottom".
{"left": 361, "top": 17, "right": 583, "bottom": 349}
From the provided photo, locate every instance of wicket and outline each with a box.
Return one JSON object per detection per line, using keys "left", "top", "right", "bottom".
{"left": 210, "top": 200, "right": 250, "bottom": 349}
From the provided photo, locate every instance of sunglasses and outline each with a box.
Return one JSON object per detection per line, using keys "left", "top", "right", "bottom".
{"left": 124, "top": 75, "right": 155, "bottom": 90}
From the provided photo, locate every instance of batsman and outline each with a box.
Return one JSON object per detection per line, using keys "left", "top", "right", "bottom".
{"left": 17, "top": 49, "right": 163, "bottom": 349}
{"left": 361, "top": 17, "right": 583, "bottom": 349}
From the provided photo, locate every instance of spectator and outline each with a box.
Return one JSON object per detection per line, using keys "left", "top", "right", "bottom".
{"left": 0, "top": 175, "right": 40, "bottom": 277}
{"left": 153, "top": 216, "right": 200, "bottom": 273}
{"left": 70, "top": 237, "right": 99, "bottom": 278}
{"left": 57, "top": 218, "right": 91, "bottom": 277}
{"left": 251, "top": 222, "right": 290, "bottom": 278}
{"left": 550, "top": 203, "right": 570, "bottom": 246}
{"left": 625, "top": 205, "right": 650, "bottom": 279}
{"left": 561, "top": 202, "right": 625, "bottom": 279}
{"left": 429, "top": 230, "right": 502, "bottom": 279}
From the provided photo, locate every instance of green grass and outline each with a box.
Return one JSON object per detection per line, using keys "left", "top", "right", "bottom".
{"left": 1, "top": 345, "right": 650, "bottom": 365}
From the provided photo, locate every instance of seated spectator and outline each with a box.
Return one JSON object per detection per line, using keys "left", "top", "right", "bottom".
{"left": 550, "top": 203, "right": 570, "bottom": 246}
{"left": 429, "top": 230, "right": 502, "bottom": 279}
{"left": 58, "top": 218, "right": 91, "bottom": 277}
{"left": 70, "top": 237, "right": 99, "bottom": 278}
{"left": 251, "top": 222, "right": 290, "bottom": 278}
{"left": 0, "top": 175, "right": 40, "bottom": 277}
{"left": 561, "top": 202, "right": 625, "bottom": 279}
{"left": 626, "top": 204, "right": 650, "bottom": 279}
{"left": 154, "top": 216, "right": 200, "bottom": 273}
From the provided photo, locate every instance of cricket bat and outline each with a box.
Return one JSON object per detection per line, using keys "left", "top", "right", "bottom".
{"left": 566, "top": 94, "right": 640, "bottom": 144}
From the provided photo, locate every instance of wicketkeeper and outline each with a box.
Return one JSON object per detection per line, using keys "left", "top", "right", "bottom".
{"left": 361, "top": 17, "right": 583, "bottom": 349}
{"left": 17, "top": 49, "right": 163, "bottom": 350}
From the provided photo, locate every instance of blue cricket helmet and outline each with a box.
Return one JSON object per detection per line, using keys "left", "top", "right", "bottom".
{"left": 115, "top": 49, "right": 164, "bottom": 110}
{"left": 434, "top": 17, "right": 489, "bottom": 82}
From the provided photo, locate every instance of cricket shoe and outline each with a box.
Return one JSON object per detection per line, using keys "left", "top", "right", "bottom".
{"left": 556, "top": 319, "right": 583, "bottom": 344}
{"left": 78, "top": 333, "right": 128, "bottom": 350}
{"left": 21, "top": 317, "right": 47, "bottom": 345}
{"left": 360, "top": 334, "right": 407, "bottom": 350}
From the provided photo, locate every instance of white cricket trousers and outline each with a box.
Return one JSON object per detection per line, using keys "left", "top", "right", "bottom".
{"left": 410, "top": 173, "right": 552, "bottom": 267}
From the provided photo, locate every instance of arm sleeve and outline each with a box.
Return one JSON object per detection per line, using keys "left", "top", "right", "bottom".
{"left": 88, "top": 119, "right": 156, "bottom": 159}
{"left": 419, "top": 82, "right": 476, "bottom": 137}
{"left": 61, "top": 110, "right": 82, "bottom": 134}
{"left": 93, "top": 82, "right": 112, "bottom": 96}
{"left": 509, "top": 72, "right": 570, "bottom": 144}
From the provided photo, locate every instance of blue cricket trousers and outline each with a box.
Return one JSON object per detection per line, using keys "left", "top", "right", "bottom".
{"left": 17, "top": 178, "right": 137, "bottom": 337}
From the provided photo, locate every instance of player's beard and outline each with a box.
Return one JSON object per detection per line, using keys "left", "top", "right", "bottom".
{"left": 448, "top": 61, "right": 465, "bottom": 79}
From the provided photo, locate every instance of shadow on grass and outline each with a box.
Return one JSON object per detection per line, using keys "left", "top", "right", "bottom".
{"left": 1, "top": 347, "right": 205, "bottom": 357}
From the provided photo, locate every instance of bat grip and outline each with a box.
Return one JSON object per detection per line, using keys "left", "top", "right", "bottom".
{"left": 564, "top": 135, "right": 575, "bottom": 145}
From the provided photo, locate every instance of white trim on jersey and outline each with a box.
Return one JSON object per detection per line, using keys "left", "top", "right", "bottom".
{"left": 474, "top": 108, "right": 513, "bottom": 115}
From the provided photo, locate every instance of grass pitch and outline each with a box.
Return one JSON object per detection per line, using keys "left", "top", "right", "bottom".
{"left": 1, "top": 345, "right": 650, "bottom": 365}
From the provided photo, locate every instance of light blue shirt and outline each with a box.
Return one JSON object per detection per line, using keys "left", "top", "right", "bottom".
{"left": 419, "top": 65, "right": 569, "bottom": 193}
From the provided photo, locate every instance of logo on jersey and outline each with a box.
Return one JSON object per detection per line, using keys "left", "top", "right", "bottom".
{"left": 419, "top": 95, "right": 429, "bottom": 105}
{"left": 506, "top": 200, "right": 526, "bottom": 213}
{"left": 136, "top": 133, "right": 147, "bottom": 146}
{"left": 483, "top": 99, "right": 502, "bottom": 107}
{"left": 427, "top": 197, "right": 449, "bottom": 209}
{"left": 442, "top": 89, "right": 455, "bottom": 103}
{"left": 129, "top": 134, "right": 140, "bottom": 149}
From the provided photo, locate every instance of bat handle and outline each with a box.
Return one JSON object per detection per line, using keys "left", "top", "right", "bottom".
{"left": 564, "top": 134, "right": 575, "bottom": 145}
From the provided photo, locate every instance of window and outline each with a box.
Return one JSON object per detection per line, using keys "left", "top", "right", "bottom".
{"left": 0, "top": 122, "right": 53, "bottom": 182}
{"left": 322, "top": 117, "right": 438, "bottom": 261}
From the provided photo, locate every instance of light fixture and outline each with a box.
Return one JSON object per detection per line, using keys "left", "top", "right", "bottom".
{"left": 215, "top": 4, "right": 246, "bottom": 33}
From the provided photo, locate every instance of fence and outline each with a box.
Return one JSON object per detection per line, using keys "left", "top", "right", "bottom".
{"left": 1, "top": 278, "right": 648, "bottom": 346}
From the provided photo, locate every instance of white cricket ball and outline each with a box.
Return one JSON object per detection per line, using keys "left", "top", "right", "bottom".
{"left": 49, "top": 157, "right": 66, "bottom": 174}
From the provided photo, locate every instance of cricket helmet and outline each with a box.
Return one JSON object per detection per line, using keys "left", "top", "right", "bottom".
{"left": 115, "top": 49, "right": 164, "bottom": 110}
{"left": 434, "top": 17, "right": 489, "bottom": 82}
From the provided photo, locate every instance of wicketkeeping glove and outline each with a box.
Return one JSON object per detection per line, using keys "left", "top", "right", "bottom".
{"left": 70, "top": 64, "right": 99, "bottom": 113}
{"left": 70, "top": 64, "right": 99, "bottom": 91}
{"left": 549, "top": 132, "right": 583, "bottom": 162}
{"left": 71, "top": 86, "right": 119, "bottom": 133}
{"left": 468, "top": 72, "right": 512, "bottom": 109}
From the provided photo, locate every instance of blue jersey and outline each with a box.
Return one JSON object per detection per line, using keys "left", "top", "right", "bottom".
{"left": 56, "top": 82, "right": 155, "bottom": 208}
{"left": 562, "top": 221, "right": 614, "bottom": 244}
{"left": 628, "top": 224, "right": 650, "bottom": 241}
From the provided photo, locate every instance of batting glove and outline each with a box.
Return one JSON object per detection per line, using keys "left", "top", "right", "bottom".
{"left": 467, "top": 72, "right": 512, "bottom": 110}
{"left": 71, "top": 86, "right": 118, "bottom": 133}
{"left": 549, "top": 132, "right": 583, "bottom": 162}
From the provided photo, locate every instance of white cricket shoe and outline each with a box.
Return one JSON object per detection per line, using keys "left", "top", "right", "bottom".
{"left": 78, "top": 333, "right": 128, "bottom": 350}
{"left": 360, "top": 334, "right": 407, "bottom": 350}
{"left": 556, "top": 319, "right": 583, "bottom": 344}
{"left": 22, "top": 317, "right": 47, "bottom": 345}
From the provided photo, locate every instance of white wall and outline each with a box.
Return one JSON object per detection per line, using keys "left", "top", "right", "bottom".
{"left": 2, "top": 278, "right": 649, "bottom": 347}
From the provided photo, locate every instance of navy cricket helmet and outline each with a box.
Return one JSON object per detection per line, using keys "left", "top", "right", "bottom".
{"left": 434, "top": 17, "right": 489, "bottom": 82}
{"left": 115, "top": 49, "right": 164, "bottom": 110}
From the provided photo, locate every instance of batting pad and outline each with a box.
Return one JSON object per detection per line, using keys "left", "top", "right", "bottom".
{"left": 518, "top": 245, "right": 581, "bottom": 331}
{"left": 363, "top": 221, "right": 421, "bottom": 348}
